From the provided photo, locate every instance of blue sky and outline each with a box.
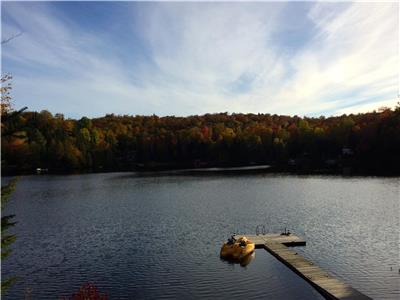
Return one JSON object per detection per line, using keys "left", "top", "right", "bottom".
{"left": 1, "top": 1, "right": 398, "bottom": 118}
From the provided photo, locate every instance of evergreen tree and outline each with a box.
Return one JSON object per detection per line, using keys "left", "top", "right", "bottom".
{"left": 1, "top": 177, "right": 18, "bottom": 294}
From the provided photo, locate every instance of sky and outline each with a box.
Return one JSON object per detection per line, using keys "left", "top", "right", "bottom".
{"left": 1, "top": 1, "right": 399, "bottom": 118}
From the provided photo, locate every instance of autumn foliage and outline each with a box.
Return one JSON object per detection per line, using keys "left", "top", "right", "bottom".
{"left": 2, "top": 106, "right": 400, "bottom": 175}
{"left": 60, "top": 283, "right": 108, "bottom": 300}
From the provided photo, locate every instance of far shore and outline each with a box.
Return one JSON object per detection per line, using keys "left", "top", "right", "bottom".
{"left": 3, "top": 163, "right": 399, "bottom": 177}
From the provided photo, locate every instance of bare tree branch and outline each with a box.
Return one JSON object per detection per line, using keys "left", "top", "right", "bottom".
{"left": 1, "top": 32, "right": 23, "bottom": 45}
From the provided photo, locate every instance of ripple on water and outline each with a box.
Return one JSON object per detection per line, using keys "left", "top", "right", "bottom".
{"left": 2, "top": 174, "right": 398, "bottom": 299}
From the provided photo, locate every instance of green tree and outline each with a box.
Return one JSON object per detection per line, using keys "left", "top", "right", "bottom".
{"left": 1, "top": 74, "right": 13, "bottom": 115}
{"left": 1, "top": 178, "right": 18, "bottom": 294}
{"left": 1, "top": 74, "right": 22, "bottom": 293}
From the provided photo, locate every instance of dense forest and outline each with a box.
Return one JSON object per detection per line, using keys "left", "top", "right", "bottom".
{"left": 2, "top": 104, "right": 400, "bottom": 175}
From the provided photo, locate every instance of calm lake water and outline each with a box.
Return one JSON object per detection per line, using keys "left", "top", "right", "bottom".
{"left": 2, "top": 173, "right": 399, "bottom": 299}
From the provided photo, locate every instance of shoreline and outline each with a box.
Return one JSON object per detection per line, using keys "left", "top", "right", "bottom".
{"left": 2, "top": 164, "right": 399, "bottom": 177}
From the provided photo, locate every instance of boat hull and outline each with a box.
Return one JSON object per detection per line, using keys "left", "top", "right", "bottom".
{"left": 220, "top": 237, "right": 255, "bottom": 260}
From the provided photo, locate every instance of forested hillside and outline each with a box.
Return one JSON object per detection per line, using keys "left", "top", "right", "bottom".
{"left": 2, "top": 106, "right": 399, "bottom": 175}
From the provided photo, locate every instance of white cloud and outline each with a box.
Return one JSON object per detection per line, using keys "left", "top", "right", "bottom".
{"left": 335, "top": 98, "right": 399, "bottom": 115}
{"left": 1, "top": 2, "right": 398, "bottom": 117}
{"left": 259, "top": 2, "right": 399, "bottom": 116}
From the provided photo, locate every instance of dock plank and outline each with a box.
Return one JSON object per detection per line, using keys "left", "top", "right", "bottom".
{"left": 233, "top": 234, "right": 372, "bottom": 300}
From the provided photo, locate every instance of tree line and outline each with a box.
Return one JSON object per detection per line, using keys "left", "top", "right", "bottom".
{"left": 2, "top": 106, "right": 400, "bottom": 175}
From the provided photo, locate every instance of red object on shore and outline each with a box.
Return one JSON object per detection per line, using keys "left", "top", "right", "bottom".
{"left": 61, "top": 283, "right": 108, "bottom": 300}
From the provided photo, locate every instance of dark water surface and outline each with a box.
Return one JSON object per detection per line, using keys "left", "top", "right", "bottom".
{"left": 2, "top": 173, "right": 399, "bottom": 299}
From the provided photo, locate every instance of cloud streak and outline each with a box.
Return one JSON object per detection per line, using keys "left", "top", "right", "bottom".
{"left": 1, "top": 2, "right": 398, "bottom": 118}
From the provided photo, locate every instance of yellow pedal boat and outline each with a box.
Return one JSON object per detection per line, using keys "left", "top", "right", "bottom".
{"left": 220, "top": 236, "right": 255, "bottom": 260}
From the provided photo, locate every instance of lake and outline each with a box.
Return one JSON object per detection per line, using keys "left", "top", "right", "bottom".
{"left": 2, "top": 173, "right": 399, "bottom": 299}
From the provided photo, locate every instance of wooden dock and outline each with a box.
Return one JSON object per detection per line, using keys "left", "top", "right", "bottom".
{"left": 234, "top": 234, "right": 372, "bottom": 300}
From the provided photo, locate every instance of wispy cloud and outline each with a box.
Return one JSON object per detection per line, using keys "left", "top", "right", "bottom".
{"left": 1, "top": 2, "right": 398, "bottom": 118}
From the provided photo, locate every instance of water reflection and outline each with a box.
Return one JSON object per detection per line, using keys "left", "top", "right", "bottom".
{"left": 220, "top": 252, "right": 255, "bottom": 267}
